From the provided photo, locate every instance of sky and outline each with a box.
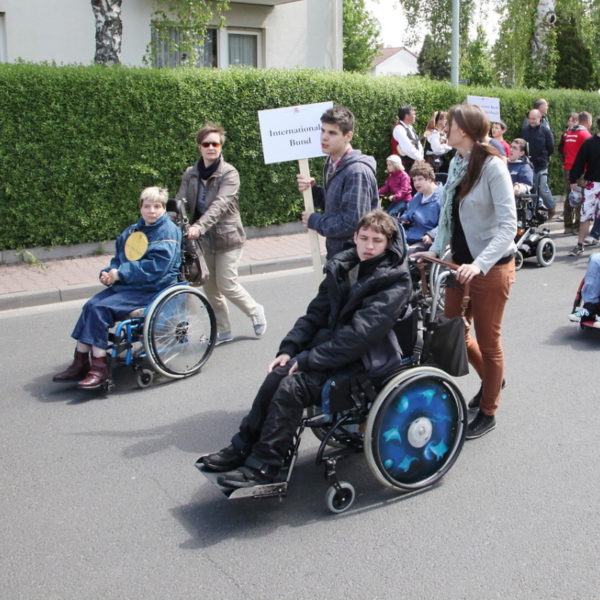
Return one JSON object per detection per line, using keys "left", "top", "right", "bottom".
{"left": 364, "top": 0, "right": 411, "bottom": 50}
{"left": 364, "top": 0, "right": 499, "bottom": 52}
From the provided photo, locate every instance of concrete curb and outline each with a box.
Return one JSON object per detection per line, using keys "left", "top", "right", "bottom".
{"left": 0, "top": 257, "right": 313, "bottom": 311}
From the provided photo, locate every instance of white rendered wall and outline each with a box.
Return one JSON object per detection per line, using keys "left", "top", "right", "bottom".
{"left": 0, "top": 0, "right": 95, "bottom": 64}
{"left": 0, "top": 0, "right": 341, "bottom": 69}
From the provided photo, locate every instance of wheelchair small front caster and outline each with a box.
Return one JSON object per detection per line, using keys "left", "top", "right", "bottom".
{"left": 101, "top": 379, "right": 115, "bottom": 394}
{"left": 325, "top": 481, "right": 355, "bottom": 514}
{"left": 136, "top": 368, "right": 154, "bottom": 388}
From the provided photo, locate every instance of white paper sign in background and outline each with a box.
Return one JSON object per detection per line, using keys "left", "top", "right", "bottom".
{"left": 467, "top": 95, "right": 501, "bottom": 123}
{"left": 258, "top": 101, "right": 333, "bottom": 164}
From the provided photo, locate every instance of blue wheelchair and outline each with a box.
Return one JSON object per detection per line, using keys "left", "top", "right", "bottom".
{"left": 103, "top": 200, "right": 216, "bottom": 391}
{"left": 106, "top": 282, "right": 216, "bottom": 391}
{"left": 198, "top": 262, "right": 467, "bottom": 513}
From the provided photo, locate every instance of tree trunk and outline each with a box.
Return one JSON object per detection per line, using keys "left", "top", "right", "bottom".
{"left": 531, "top": 0, "right": 556, "bottom": 64}
{"left": 91, "top": 0, "right": 123, "bottom": 65}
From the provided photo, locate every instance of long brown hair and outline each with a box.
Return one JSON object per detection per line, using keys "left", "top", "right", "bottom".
{"left": 447, "top": 104, "right": 500, "bottom": 200}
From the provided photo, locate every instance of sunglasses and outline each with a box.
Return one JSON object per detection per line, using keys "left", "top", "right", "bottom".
{"left": 200, "top": 141, "right": 221, "bottom": 148}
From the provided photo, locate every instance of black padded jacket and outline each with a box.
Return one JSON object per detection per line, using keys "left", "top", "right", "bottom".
{"left": 277, "top": 230, "right": 411, "bottom": 376}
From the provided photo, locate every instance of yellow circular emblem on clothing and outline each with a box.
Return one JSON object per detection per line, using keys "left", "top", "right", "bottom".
{"left": 124, "top": 231, "right": 148, "bottom": 261}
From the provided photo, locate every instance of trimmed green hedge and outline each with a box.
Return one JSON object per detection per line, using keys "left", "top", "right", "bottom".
{"left": 2, "top": 64, "right": 600, "bottom": 250}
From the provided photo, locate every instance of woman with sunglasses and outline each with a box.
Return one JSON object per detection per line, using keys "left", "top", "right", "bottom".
{"left": 175, "top": 123, "right": 266, "bottom": 346}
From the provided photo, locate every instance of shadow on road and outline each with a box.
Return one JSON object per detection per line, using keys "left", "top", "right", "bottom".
{"left": 172, "top": 451, "right": 441, "bottom": 549}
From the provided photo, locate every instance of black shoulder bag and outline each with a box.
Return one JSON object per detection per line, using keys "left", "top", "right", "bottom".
{"left": 179, "top": 200, "right": 209, "bottom": 287}
{"left": 418, "top": 257, "right": 469, "bottom": 377}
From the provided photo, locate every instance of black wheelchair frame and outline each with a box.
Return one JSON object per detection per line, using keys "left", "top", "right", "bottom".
{"left": 514, "top": 192, "right": 555, "bottom": 270}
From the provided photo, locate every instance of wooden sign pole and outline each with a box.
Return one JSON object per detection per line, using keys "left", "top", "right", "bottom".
{"left": 298, "top": 158, "right": 324, "bottom": 282}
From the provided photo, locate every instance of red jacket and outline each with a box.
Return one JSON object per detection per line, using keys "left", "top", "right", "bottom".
{"left": 561, "top": 126, "right": 592, "bottom": 170}
{"left": 378, "top": 170, "right": 412, "bottom": 203}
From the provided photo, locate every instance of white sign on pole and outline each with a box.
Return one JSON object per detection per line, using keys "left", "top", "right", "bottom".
{"left": 258, "top": 101, "right": 333, "bottom": 164}
{"left": 467, "top": 95, "right": 501, "bottom": 123}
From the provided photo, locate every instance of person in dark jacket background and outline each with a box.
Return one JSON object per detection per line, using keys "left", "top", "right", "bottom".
{"left": 199, "top": 210, "right": 412, "bottom": 488}
{"left": 297, "top": 105, "right": 379, "bottom": 259}
{"left": 521, "top": 109, "right": 555, "bottom": 218}
{"left": 52, "top": 186, "right": 182, "bottom": 389}
{"left": 569, "top": 117, "right": 600, "bottom": 256}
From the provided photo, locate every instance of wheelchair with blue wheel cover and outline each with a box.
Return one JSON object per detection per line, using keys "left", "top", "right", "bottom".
{"left": 103, "top": 199, "right": 216, "bottom": 391}
{"left": 198, "top": 259, "right": 467, "bottom": 513}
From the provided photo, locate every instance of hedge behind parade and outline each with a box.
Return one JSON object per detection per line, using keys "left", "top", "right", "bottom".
{"left": 2, "top": 62, "right": 600, "bottom": 250}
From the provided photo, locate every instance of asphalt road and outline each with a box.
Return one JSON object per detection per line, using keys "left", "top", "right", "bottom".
{"left": 1, "top": 234, "right": 598, "bottom": 600}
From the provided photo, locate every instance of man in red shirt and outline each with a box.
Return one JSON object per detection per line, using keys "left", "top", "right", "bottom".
{"left": 560, "top": 111, "right": 592, "bottom": 233}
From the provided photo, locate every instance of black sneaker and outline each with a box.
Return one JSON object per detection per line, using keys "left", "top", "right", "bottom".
{"left": 465, "top": 410, "right": 496, "bottom": 440}
{"left": 217, "top": 465, "right": 276, "bottom": 489}
{"left": 468, "top": 379, "right": 506, "bottom": 409}
{"left": 569, "top": 244, "right": 584, "bottom": 256}
{"left": 197, "top": 445, "right": 247, "bottom": 472}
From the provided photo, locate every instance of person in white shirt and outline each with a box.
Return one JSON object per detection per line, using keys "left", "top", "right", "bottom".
{"left": 392, "top": 105, "right": 424, "bottom": 172}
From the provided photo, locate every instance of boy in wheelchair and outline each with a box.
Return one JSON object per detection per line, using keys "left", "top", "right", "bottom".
{"left": 507, "top": 138, "right": 534, "bottom": 199}
{"left": 199, "top": 210, "right": 412, "bottom": 489}
{"left": 52, "top": 186, "right": 182, "bottom": 389}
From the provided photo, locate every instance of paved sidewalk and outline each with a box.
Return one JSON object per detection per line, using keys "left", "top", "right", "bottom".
{"left": 0, "top": 198, "right": 567, "bottom": 311}
{"left": 0, "top": 232, "right": 326, "bottom": 311}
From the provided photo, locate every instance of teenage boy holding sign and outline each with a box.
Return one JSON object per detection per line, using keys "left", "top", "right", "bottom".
{"left": 297, "top": 105, "right": 378, "bottom": 259}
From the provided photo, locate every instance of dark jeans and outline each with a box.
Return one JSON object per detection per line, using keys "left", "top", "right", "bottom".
{"left": 231, "top": 364, "right": 328, "bottom": 469}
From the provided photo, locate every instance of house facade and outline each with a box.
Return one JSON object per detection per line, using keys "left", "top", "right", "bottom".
{"left": 0, "top": 0, "right": 342, "bottom": 70}
{"left": 370, "top": 46, "right": 418, "bottom": 77}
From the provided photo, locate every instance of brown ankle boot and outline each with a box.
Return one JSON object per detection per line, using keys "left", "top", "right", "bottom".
{"left": 77, "top": 356, "right": 109, "bottom": 390}
{"left": 53, "top": 350, "right": 90, "bottom": 382}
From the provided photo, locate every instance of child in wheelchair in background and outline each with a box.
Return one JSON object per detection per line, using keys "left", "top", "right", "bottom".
{"left": 52, "top": 186, "right": 182, "bottom": 390}
{"left": 198, "top": 209, "right": 413, "bottom": 489}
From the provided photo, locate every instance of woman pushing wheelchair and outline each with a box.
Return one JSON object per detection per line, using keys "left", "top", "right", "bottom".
{"left": 52, "top": 186, "right": 182, "bottom": 390}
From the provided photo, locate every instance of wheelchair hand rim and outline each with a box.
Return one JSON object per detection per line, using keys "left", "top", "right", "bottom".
{"left": 143, "top": 285, "right": 216, "bottom": 379}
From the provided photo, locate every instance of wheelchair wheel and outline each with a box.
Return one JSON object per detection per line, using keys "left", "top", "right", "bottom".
{"left": 364, "top": 366, "right": 466, "bottom": 491}
{"left": 325, "top": 481, "right": 355, "bottom": 514}
{"left": 143, "top": 285, "right": 216, "bottom": 379}
{"left": 514, "top": 250, "right": 524, "bottom": 271}
{"left": 536, "top": 237, "right": 555, "bottom": 267}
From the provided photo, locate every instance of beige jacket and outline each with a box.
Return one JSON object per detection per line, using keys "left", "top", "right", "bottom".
{"left": 175, "top": 158, "right": 246, "bottom": 253}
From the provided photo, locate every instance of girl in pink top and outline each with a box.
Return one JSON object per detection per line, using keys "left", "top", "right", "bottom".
{"left": 378, "top": 155, "right": 412, "bottom": 217}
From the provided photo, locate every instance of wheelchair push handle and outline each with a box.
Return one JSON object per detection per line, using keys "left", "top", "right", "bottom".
{"left": 411, "top": 256, "right": 470, "bottom": 321}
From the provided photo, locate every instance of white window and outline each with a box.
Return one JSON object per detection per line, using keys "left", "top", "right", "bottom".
{"left": 151, "top": 26, "right": 217, "bottom": 68}
{"left": 227, "top": 31, "right": 259, "bottom": 67}
{"left": 151, "top": 25, "right": 262, "bottom": 69}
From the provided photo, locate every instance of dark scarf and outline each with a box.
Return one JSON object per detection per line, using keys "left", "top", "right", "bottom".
{"left": 197, "top": 156, "right": 221, "bottom": 180}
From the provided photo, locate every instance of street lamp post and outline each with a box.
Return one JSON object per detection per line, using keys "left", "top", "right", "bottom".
{"left": 451, "top": 0, "right": 460, "bottom": 88}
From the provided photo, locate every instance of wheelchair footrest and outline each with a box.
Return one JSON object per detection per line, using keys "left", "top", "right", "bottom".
{"left": 195, "top": 462, "right": 289, "bottom": 500}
